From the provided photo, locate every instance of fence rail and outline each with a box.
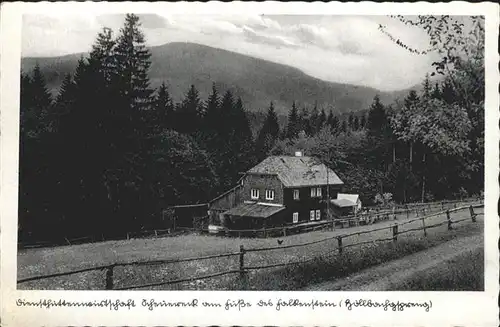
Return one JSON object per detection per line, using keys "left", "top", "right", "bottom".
{"left": 18, "top": 202, "right": 484, "bottom": 290}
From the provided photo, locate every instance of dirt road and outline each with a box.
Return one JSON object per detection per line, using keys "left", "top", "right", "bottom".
{"left": 303, "top": 233, "right": 483, "bottom": 291}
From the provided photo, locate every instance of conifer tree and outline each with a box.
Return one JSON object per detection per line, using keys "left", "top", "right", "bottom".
{"left": 151, "top": 82, "right": 174, "bottom": 134}
{"left": 360, "top": 114, "right": 367, "bottom": 129}
{"left": 431, "top": 82, "right": 441, "bottom": 99}
{"left": 353, "top": 115, "right": 360, "bottom": 131}
{"left": 348, "top": 113, "right": 355, "bottom": 130}
{"left": 326, "top": 109, "right": 334, "bottom": 128}
{"left": 29, "top": 64, "right": 53, "bottom": 135}
{"left": 177, "top": 84, "right": 202, "bottom": 135}
{"left": 286, "top": 101, "right": 300, "bottom": 139}
{"left": 114, "top": 13, "right": 154, "bottom": 132}
{"left": 422, "top": 73, "right": 432, "bottom": 100}
{"left": 298, "top": 105, "right": 310, "bottom": 135}
{"left": 404, "top": 90, "right": 420, "bottom": 109}
{"left": 309, "top": 102, "right": 320, "bottom": 135}
{"left": 340, "top": 119, "right": 347, "bottom": 133}
{"left": 331, "top": 115, "right": 340, "bottom": 134}
{"left": 256, "top": 102, "right": 280, "bottom": 159}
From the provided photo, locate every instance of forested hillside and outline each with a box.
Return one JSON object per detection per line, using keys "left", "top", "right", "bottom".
{"left": 19, "top": 15, "right": 484, "bottom": 243}
{"left": 22, "top": 42, "right": 412, "bottom": 117}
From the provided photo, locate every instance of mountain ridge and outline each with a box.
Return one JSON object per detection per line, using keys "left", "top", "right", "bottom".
{"left": 21, "top": 42, "right": 417, "bottom": 116}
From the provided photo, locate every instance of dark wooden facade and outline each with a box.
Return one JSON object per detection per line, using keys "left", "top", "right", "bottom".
{"left": 282, "top": 185, "right": 343, "bottom": 224}
{"left": 208, "top": 185, "right": 243, "bottom": 226}
{"left": 241, "top": 173, "right": 284, "bottom": 204}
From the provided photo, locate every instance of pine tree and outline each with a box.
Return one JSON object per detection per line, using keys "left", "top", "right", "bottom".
{"left": 286, "top": 101, "right": 300, "bottom": 139}
{"left": 367, "top": 95, "right": 388, "bottom": 134}
{"left": 114, "top": 14, "right": 154, "bottom": 129}
{"left": 177, "top": 84, "right": 202, "bottom": 135}
{"left": 441, "top": 79, "right": 456, "bottom": 104}
{"left": 404, "top": 90, "right": 420, "bottom": 109}
{"left": 151, "top": 82, "right": 174, "bottom": 134}
{"left": 353, "top": 115, "right": 360, "bottom": 131}
{"left": 422, "top": 73, "right": 432, "bottom": 100}
{"left": 340, "top": 120, "right": 347, "bottom": 133}
{"left": 29, "top": 64, "right": 53, "bottom": 135}
{"left": 256, "top": 102, "right": 280, "bottom": 159}
{"left": 318, "top": 108, "right": 327, "bottom": 130}
{"left": 309, "top": 102, "right": 320, "bottom": 135}
{"left": 431, "top": 82, "right": 441, "bottom": 99}
{"left": 298, "top": 106, "right": 310, "bottom": 135}
{"left": 201, "top": 82, "right": 220, "bottom": 148}
{"left": 331, "top": 116, "right": 340, "bottom": 134}
{"left": 348, "top": 113, "right": 355, "bottom": 130}
{"left": 360, "top": 114, "right": 367, "bottom": 129}
{"left": 326, "top": 109, "right": 334, "bottom": 128}
{"left": 231, "top": 97, "right": 255, "bottom": 176}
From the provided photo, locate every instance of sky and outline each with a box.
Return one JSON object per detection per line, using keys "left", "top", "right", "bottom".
{"left": 22, "top": 14, "right": 439, "bottom": 91}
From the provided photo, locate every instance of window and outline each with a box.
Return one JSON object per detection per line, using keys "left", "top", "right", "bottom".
{"left": 315, "top": 210, "right": 321, "bottom": 220}
{"left": 310, "top": 210, "right": 315, "bottom": 221}
{"left": 310, "top": 188, "right": 316, "bottom": 198}
{"left": 293, "top": 189, "right": 300, "bottom": 200}
{"left": 316, "top": 187, "right": 322, "bottom": 197}
{"left": 251, "top": 189, "right": 259, "bottom": 200}
{"left": 265, "top": 190, "right": 275, "bottom": 200}
{"left": 293, "top": 212, "right": 299, "bottom": 223}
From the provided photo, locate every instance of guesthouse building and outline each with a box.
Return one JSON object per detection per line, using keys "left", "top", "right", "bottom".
{"left": 208, "top": 152, "right": 344, "bottom": 230}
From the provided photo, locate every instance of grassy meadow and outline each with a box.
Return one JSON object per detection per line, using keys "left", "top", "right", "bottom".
{"left": 17, "top": 205, "right": 483, "bottom": 290}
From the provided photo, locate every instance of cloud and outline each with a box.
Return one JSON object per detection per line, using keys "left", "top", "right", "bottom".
{"left": 242, "top": 26, "right": 298, "bottom": 49}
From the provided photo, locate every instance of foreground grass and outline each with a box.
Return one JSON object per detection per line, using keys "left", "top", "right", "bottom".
{"left": 384, "top": 247, "right": 484, "bottom": 291}
{"left": 17, "top": 205, "right": 483, "bottom": 290}
{"left": 247, "top": 222, "right": 483, "bottom": 290}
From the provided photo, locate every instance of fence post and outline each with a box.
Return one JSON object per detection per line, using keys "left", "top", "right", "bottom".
{"left": 283, "top": 227, "right": 287, "bottom": 237}
{"left": 392, "top": 223, "right": 398, "bottom": 242}
{"left": 105, "top": 265, "right": 114, "bottom": 290}
{"left": 239, "top": 245, "right": 247, "bottom": 290}
{"left": 421, "top": 217, "right": 427, "bottom": 237}
{"left": 441, "top": 201, "right": 444, "bottom": 210}
{"left": 446, "top": 210, "right": 452, "bottom": 230}
{"left": 469, "top": 205, "right": 476, "bottom": 223}
{"left": 405, "top": 204, "right": 409, "bottom": 220}
{"left": 337, "top": 236, "right": 343, "bottom": 254}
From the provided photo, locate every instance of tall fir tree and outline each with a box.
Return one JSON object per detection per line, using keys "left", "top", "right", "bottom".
{"left": 151, "top": 82, "right": 174, "bottom": 134}
{"left": 256, "top": 102, "right": 280, "bottom": 159}
{"left": 360, "top": 114, "right": 367, "bottom": 129}
{"left": 353, "top": 115, "right": 360, "bottom": 131}
{"left": 298, "top": 105, "right": 310, "bottom": 135}
{"left": 404, "top": 90, "right": 420, "bottom": 109}
{"left": 422, "top": 73, "right": 432, "bottom": 100}
{"left": 177, "top": 84, "right": 202, "bottom": 135}
{"left": 431, "top": 82, "right": 441, "bottom": 99}
{"left": 286, "top": 101, "right": 300, "bottom": 139}
{"left": 309, "top": 102, "right": 320, "bottom": 135}
{"left": 348, "top": 113, "right": 355, "bottom": 130}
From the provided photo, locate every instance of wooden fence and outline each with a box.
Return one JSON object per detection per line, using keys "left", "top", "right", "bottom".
{"left": 17, "top": 203, "right": 484, "bottom": 290}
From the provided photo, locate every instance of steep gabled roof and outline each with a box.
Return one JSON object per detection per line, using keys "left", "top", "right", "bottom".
{"left": 247, "top": 156, "right": 343, "bottom": 187}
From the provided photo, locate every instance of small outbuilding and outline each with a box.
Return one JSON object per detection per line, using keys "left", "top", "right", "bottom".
{"left": 330, "top": 193, "right": 362, "bottom": 217}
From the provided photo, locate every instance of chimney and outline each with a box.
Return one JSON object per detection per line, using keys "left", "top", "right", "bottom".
{"left": 295, "top": 151, "right": 303, "bottom": 157}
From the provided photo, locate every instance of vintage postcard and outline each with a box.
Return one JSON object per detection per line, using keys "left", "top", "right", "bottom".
{"left": 1, "top": 1, "right": 499, "bottom": 326}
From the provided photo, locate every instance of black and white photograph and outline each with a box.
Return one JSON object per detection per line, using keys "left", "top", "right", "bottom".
{"left": 13, "top": 10, "right": 489, "bottom": 293}
{"left": 1, "top": 2, "right": 499, "bottom": 326}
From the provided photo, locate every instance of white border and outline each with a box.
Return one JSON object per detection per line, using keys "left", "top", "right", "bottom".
{"left": 1, "top": 2, "right": 499, "bottom": 326}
